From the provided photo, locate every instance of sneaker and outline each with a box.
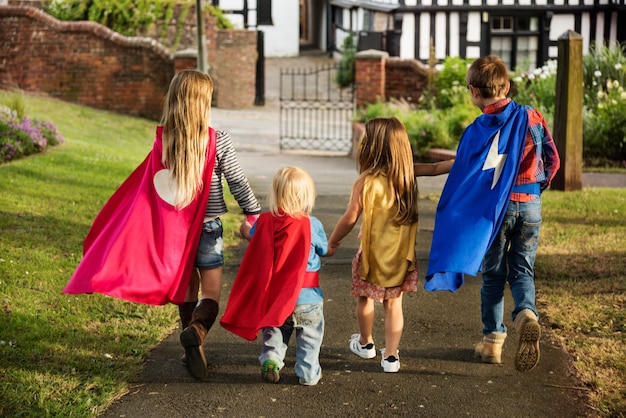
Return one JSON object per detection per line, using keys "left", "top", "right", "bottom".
{"left": 349, "top": 334, "right": 376, "bottom": 359}
{"left": 299, "top": 372, "right": 322, "bottom": 386}
{"left": 380, "top": 349, "right": 400, "bottom": 373}
{"left": 261, "top": 359, "right": 280, "bottom": 383}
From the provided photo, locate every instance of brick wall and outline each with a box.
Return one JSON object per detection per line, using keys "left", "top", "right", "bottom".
{"left": 0, "top": 6, "right": 173, "bottom": 121}
{"left": 385, "top": 57, "right": 429, "bottom": 105}
{"left": 0, "top": 5, "right": 258, "bottom": 121}
{"left": 353, "top": 50, "right": 441, "bottom": 161}
{"left": 212, "top": 30, "right": 257, "bottom": 109}
{"left": 354, "top": 50, "right": 429, "bottom": 108}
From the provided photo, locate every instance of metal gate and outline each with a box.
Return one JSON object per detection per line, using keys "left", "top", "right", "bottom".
{"left": 279, "top": 64, "right": 355, "bottom": 154}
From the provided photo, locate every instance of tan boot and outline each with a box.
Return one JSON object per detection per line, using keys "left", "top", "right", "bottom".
{"left": 514, "top": 309, "right": 541, "bottom": 372}
{"left": 179, "top": 299, "right": 218, "bottom": 380}
{"left": 474, "top": 332, "right": 507, "bottom": 364}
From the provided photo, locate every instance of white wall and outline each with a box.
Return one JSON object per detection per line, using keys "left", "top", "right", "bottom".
{"left": 399, "top": 13, "right": 415, "bottom": 59}
{"left": 220, "top": 0, "right": 300, "bottom": 57}
{"left": 259, "top": 0, "right": 300, "bottom": 56}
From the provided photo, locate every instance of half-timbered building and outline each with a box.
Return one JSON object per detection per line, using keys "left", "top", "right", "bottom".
{"left": 214, "top": 0, "right": 626, "bottom": 70}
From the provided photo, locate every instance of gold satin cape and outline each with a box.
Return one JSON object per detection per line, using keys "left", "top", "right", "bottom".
{"left": 359, "top": 174, "right": 417, "bottom": 288}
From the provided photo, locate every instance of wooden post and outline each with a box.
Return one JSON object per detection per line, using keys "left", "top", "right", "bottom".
{"left": 551, "top": 30, "right": 583, "bottom": 191}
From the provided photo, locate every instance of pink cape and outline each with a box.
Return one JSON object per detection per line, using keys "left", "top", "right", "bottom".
{"left": 220, "top": 213, "right": 311, "bottom": 341}
{"left": 63, "top": 127, "right": 216, "bottom": 305}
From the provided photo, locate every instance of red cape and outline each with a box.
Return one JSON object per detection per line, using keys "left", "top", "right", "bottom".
{"left": 63, "top": 127, "right": 216, "bottom": 305}
{"left": 220, "top": 213, "right": 311, "bottom": 341}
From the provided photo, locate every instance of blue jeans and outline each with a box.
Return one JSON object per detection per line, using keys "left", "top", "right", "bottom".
{"left": 195, "top": 218, "right": 224, "bottom": 269}
{"left": 259, "top": 302, "right": 324, "bottom": 385}
{"left": 481, "top": 199, "right": 542, "bottom": 335}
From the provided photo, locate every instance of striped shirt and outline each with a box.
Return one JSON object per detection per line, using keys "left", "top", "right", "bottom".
{"left": 484, "top": 99, "right": 561, "bottom": 202}
{"left": 205, "top": 130, "right": 262, "bottom": 218}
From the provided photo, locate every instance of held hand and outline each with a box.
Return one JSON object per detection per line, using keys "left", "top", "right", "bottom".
{"left": 240, "top": 220, "right": 252, "bottom": 241}
{"left": 325, "top": 241, "right": 340, "bottom": 257}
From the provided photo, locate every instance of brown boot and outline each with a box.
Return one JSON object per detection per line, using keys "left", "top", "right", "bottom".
{"left": 178, "top": 301, "right": 197, "bottom": 330}
{"left": 514, "top": 309, "right": 541, "bottom": 372}
{"left": 177, "top": 302, "right": 197, "bottom": 366}
{"left": 474, "top": 332, "right": 507, "bottom": 364}
{"left": 179, "top": 299, "right": 218, "bottom": 380}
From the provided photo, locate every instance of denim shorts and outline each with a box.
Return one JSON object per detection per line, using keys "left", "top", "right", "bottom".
{"left": 195, "top": 218, "right": 224, "bottom": 269}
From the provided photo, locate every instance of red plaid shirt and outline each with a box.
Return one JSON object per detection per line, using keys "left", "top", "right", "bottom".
{"left": 484, "top": 98, "right": 561, "bottom": 202}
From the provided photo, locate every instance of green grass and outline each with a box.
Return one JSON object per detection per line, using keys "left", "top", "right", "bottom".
{"left": 537, "top": 188, "right": 626, "bottom": 417}
{"left": 1, "top": 92, "right": 625, "bottom": 417}
{"left": 0, "top": 91, "right": 241, "bottom": 417}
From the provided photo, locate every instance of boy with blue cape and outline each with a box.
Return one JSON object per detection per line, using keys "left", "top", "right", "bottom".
{"left": 425, "top": 56, "right": 560, "bottom": 373}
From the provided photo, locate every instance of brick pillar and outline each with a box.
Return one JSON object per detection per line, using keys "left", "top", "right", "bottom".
{"left": 173, "top": 48, "right": 198, "bottom": 73}
{"left": 355, "top": 49, "right": 388, "bottom": 108}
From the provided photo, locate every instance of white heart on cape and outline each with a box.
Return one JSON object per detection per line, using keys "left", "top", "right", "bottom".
{"left": 153, "top": 169, "right": 177, "bottom": 206}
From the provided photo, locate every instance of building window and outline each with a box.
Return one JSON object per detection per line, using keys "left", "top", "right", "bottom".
{"left": 363, "top": 10, "right": 374, "bottom": 31}
{"left": 257, "top": 0, "right": 273, "bottom": 25}
{"left": 490, "top": 15, "right": 539, "bottom": 71}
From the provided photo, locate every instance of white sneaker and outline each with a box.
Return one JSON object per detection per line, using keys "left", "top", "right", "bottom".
{"left": 349, "top": 334, "right": 376, "bottom": 359}
{"left": 380, "top": 349, "right": 400, "bottom": 373}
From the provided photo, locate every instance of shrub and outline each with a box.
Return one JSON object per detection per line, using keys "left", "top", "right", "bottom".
{"left": 510, "top": 59, "right": 557, "bottom": 127}
{"left": 206, "top": 5, "right": 234, "bottom": 30}
{"left": 513, "top": 44, "right": 626, "bottom": 166}
{"left": 403, "top": 109, "right": 450, "bottom": 154}
{"left": 0, "top": 97, "right": 65, "bottom": 164}
{"left": 583, "top": 42, "right": 626, "bottom": 109}
{"left": 434, "top": 56, "right": 471, "bottom": 109}
{"left": 355, "top": 56, "right": 480, "bottom": 158}
{"left": 42, "top": 0, "right": 91, "bottom": 21}
{"left": 583, "top": 78, "right": 626, "bottom": 162}
{"left": 355, "top": 98, "right": 478, "bottom": 157}
{"left": 336, "top": 33, "right": 357, "bottom": 88}
{"left": 42, "top": 0, "right": 231, "bottom": 48}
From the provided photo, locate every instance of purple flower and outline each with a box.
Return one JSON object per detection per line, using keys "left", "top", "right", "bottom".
{"left": 0, "top": 112, "right": 64, "bottom": 163}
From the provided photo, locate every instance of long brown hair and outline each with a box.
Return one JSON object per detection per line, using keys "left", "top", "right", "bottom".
{"left": 160, "top": 70, "right": 213, "bottom": 208}
{"left": 357, "top": 117, "right": 418, "bottom": 224}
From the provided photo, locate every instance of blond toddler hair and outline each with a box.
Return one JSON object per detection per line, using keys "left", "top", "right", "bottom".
{"left": 268, "top": 166, "right": 316, "bottom": 218}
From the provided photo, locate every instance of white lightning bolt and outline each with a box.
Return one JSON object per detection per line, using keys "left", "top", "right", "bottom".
{"left": 482, "top": 130, "right": 507, "bottom": 189}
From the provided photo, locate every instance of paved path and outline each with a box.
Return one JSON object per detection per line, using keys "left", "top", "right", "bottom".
{"left": 99, "top": 55, "right": 622, "bottom": 418}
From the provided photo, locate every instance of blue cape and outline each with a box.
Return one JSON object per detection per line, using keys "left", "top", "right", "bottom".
{"left": 425, "top": 101, "right": 529, "bottom": 292}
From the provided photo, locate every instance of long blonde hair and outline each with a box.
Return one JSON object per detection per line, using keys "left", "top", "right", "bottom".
{"left": 358, "top": 117, "right": 418, "bottom": 224}
{"left": 268, "top": 166, "right": 316, "bottom": 218}
{"left": 160, "top": 70, "right": 213, "bottom": 208}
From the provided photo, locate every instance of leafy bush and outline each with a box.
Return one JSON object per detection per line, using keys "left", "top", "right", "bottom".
{"left": 42, "top": 0, "right": 91, "bottom": 21}
{"left": 336, "top": 33, "right": 357, "bottom": 88}
{"left": 512, "top": 43, "right": 626, "bottom": 166}
{"left": 42, "top": 0, "right": 231, "bottom": 46}
{"left": 434, "top": 56, "right": 471, "bottom": 109}
{"left": 583, "top": 79, "right": 626, "bottom": 162}
{"left": 581, "top": 43, "right": 626, "bottom": 166}
{"left": 583, "top": 42, "right": 626, "bottom": 108}
{"left": 355, "top": 56, "right": 480, "bottom": 157}
{"left": 355, "top": 98, "right": 479, "bottom": 156}
{"left": 357, "top": 49, "right": 625, "bottom": 166}
{"left": 207, "top": 5, "right": 234, "bottom": 30}
{"left": 0, "top": 95, "right": 65, "bottom": 164}
{"left": 511, "top": 59, "right": 557, "bottom": 126}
